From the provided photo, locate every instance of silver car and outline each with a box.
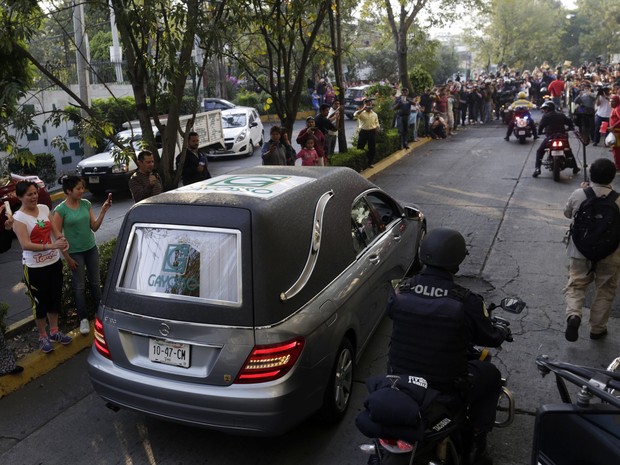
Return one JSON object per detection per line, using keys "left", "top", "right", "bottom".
{"left": 87, "top": 166, "right": 425, "bottom": 435}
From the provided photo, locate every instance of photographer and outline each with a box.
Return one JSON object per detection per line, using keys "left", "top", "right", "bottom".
{"left": 594, "top": 86, "right": 612, "bottom": 146}
{"left": 261, "top": 125, "right": 287, "bottom": 165}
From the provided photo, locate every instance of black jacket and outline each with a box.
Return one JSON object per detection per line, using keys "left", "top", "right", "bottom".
{"left": 538, "top": 110, "right": 574, "bottom": 136}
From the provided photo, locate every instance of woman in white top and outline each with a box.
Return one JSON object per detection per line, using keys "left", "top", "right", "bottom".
{"left": 594, "top": 87, "right": 612, "bottom": 146}
{"left": 12, "top": 181, "right": 71, "bottom": 354}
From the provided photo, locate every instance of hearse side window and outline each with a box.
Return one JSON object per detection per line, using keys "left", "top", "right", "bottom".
{"left": 351, "top": 198, "right": 381, "bottom": 254}
{"left": 118, "top": 225, "right": 241, "bottom": 306}
{"left": 366, "top": 192, "right": 401, "bottom": 226}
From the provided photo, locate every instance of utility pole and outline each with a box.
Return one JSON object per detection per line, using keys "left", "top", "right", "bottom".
{"left": 73, "top": 1, "right": 94, "bottom": 155}
{"left": 109, "top": 0, "right": 123, "bottom": 83}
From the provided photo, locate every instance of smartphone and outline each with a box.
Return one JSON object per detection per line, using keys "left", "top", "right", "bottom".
{"left": 3, "top": 200, "right": 12, "bottom": 217}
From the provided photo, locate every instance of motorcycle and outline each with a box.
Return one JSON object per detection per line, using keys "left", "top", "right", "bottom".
{"left": 513, "top": 112, "right": 534, "bottom": 144}
{"left": 357, "top": 297, "right": 526, "bottom": 465}
{"left": 532, "top": 355, "right": 620, "bottom": 464}
{"left": 540, "top": 132, "right": 579, "bottom": 182}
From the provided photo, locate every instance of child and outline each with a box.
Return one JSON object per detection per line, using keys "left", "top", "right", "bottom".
{"left": 296, "top": 138, "right": 319, "bottom": 166}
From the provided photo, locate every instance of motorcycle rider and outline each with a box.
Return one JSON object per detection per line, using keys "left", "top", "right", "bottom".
{"left": 533, "top": 101, "right": 579, "bottom": 178}
{"left": 504, "top": 91, "right": 538, "bottom": 141}
{"left": 386, "top": 228, "right": 511, "bottom": 465}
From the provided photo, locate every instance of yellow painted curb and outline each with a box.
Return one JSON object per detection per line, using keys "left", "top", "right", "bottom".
{"left": 362, "top": 137, "right": 430, "bottom": 178}
{"left": 50, "top": 191, "right": 65, "bottom": 201}
{"left": 0, "top": 323, "right": 93, "bottom": 399}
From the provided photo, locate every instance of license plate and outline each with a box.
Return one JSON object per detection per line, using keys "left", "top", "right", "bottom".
{"left": 516, "top": 130, "right": 526, "bottom": 135}
{"left": 89, "top": 176, "right": 100, "bottom": 184}
{"left": 149, "top": 338, "right": 190, "bottom": 368}
{"left": 551, "top": 150, "right": 564, "bottom": 157}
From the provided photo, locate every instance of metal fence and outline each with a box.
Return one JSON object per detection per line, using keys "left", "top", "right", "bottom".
{"left": 35, "top": 59, "right": 129, "bottom": 89}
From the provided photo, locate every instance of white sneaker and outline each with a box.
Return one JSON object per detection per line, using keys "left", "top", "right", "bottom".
{"left": 80, "top": 318, "right": 90, "bottom": 335}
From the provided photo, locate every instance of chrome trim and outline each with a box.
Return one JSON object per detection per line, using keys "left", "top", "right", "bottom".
{"left": 107, "top": 307, "right": 252, "bottom": 331}
{"left": 118, "top": 327, "right": 224, "bottom": 349}
{"left": 280, "top": 190, "right": 334, "bottom": 301}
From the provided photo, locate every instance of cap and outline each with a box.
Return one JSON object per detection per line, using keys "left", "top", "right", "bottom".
{"left": 306, "top": 116, "right": 315, "bottom": 121}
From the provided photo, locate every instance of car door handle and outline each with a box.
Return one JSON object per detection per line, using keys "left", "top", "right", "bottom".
{"left": 393, "top": 234, "right": 401, "bottom": 241}
{"left": 369, "top": 255, "right": 380, "bottom": 264}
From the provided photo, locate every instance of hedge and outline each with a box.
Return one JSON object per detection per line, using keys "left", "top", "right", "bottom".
{"left": 8, "top": 153, "right": 57, "bottom": 189}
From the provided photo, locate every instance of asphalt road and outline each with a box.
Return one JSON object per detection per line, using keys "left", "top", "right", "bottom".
{"left": 2, "top": 116, "right": 619, "bottom": 465}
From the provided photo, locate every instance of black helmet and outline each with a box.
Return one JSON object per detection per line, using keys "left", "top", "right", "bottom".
{"left": 419, "top": 228, "right": 468, "bottom": 273}
{"left": 541, "top": 101, "right": 555, "bottom": 112}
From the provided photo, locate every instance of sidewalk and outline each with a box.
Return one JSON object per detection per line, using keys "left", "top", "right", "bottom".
{"left": 0, "top": 137, "right": 431, "bottom": 398}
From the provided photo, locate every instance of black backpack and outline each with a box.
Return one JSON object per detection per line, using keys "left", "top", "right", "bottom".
{"left": 570, "top": 187, "right": 620, "bottom": 264}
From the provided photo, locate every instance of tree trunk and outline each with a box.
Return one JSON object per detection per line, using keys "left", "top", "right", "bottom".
{"left": 329, "top": 0, "right": 347, "bottom": 153}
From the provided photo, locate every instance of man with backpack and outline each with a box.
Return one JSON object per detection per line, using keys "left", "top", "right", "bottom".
{"left": 563, "top": 158, "right": 620, "bottom": 342}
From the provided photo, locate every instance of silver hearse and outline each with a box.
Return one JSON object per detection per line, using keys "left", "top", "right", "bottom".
{"left": 87, "top": 166, "right": 426, "bottom": 435}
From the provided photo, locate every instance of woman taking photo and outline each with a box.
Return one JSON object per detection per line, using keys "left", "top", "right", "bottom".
{"left": 12, "top": 181, "right": 71, "bottom": 354}
{"left": 53, "top": 175, "right": 112, "bottom": 335}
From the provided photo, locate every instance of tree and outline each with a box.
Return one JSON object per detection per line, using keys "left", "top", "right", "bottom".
{"left": 365, "top": 0, "right": 480, "bottom": 91}
{"left": 463, "top": 0, "right": 569, "bottom": 72}
{"left": 0, "top": 0, "right": 41, "bottom": 162}
{"left": 223, "top": 0, "right": 331, "bottom": 137}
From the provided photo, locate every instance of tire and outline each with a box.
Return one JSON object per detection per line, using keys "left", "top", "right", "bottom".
{"left": 246, "top": 140, "right": 254, "bottom": 157}
{"left": 552, "top": 157, "right": 561, "bottom": 182}
{"left": 319, "top": 338, "right": 355, "bottom": 423}
{"left": 518, "top": 135, "right": 526, "bottom": 144}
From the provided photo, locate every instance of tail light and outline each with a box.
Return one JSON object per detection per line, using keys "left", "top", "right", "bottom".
{"left": 379, "top": 438, "right": 416, "bottom": 453}
{"left": 94, "top": 316, "right": 112, "bottom": 359}
{"left": 234, "top": 337, "right": 304, "bottom": 384}
{"left": 551, "top": 140, "right": 564, "bottom": 149}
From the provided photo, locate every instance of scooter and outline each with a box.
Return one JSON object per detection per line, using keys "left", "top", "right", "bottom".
{"left": 357, "top": 297, "right": 526, "bottom": 465}
{"left": 532, "top": 355, "right": 620, "bottom": 464}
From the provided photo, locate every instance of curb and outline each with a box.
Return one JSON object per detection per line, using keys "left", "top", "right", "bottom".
{"left": 1, "top": 136, "right": 432, "bottom": 398}
{"left": 0, "top": 322, "right": 94, "bottom": 399}
{"left": 50, "top": 190, "right": 65, "bottom": 202}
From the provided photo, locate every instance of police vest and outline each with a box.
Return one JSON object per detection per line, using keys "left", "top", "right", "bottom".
{"left": 388, "top": 278, "right": 469, "bottom": 393}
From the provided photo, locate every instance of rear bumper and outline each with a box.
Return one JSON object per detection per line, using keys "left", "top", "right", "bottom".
{"left": 87, "top": 348, "right": 324, "bottom": 435}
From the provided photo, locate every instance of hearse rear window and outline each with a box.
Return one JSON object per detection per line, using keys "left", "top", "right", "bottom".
{"left": 117, "top": 224, "right": 241, "bottom": 306}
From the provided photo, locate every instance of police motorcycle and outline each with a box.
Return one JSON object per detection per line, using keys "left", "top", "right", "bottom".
{"left": 510, "top": 106, "right": 536, "bottom": 144}
{"left": 532, "top": 355, "right": 620, "bottom": 464}
{"left": 356, "top": 297, "right": 526, "bottom": 465}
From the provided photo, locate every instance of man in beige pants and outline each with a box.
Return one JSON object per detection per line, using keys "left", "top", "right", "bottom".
{"left": 563, "top": 157, "right": 620, "bottom": 341}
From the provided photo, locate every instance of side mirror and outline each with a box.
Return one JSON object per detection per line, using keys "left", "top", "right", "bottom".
{"left": 500, "top": 297, "right": 526, "bottom": 314}
{"left": 403, "top": 206, "right": 423, "bottom": 221}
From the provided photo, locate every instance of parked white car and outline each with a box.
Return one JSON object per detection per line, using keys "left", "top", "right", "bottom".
{"left": 207, "top": 107, "right": 264, "bottom": 158}
{"left": 76, "top": 128, "right": 152, "bottom": 196}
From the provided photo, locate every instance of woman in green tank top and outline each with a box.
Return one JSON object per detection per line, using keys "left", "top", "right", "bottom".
{"left": 53, "top": 176, "right": 112, "bottom": 335}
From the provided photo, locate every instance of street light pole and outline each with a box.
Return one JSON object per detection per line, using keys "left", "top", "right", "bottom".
{"left": 73, "top": 0, "right": 94, "bottom": 156}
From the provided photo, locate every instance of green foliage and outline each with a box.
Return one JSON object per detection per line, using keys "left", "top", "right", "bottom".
{"left": 0, "top": 302, "right": 8, "bottom": 334}
{"left": 410, "top": 66, "right": 434, "bottom": 95}
{"left": 329, "top": 128, "right": 400, "bottom": 171}
{"left": 60, "top": 237, "right": 117, "bottom": 321}
{"left": 89, "top": 31, "right": 113, "bottom": 61}
{"left": 432, "top": 44, "right": 461, "bottom": 84}
{"left": 235, "top": 89, "right": 263, "bottom": 112}
{"left": 330, "top": 147, "right": 367, "bottom": 171}
{"left": 8, "top": 153, "right": 57, "bottom": 188}
{"left": 91, "top": 97, "right": 137, "bottom": 133}
{"left": 366, "top": 83, "right": 396, "bottom": 129}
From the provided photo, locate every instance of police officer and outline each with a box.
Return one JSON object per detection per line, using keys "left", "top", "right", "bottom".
{"left": 533, "top": 101, "right": 579, "bottom": 178}
{"left": 386, "top": 228, "right": 510, "bottom": 465}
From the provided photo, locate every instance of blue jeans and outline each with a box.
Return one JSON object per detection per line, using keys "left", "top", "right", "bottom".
{"left": 70, "top": 246, "right": 101, "bottom": 320}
